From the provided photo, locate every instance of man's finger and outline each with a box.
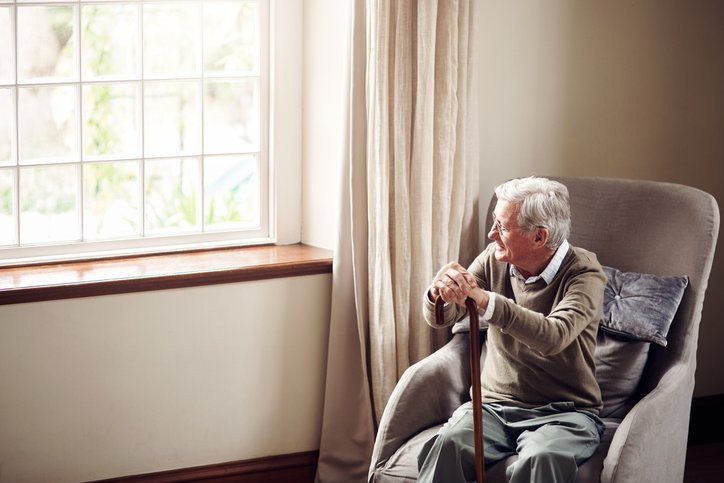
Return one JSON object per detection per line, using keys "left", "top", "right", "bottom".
{"left": 445, "top": 271, "right": 472, "bottom": 293}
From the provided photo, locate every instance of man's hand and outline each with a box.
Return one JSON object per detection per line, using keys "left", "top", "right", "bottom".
{"left": 430, "top": 261, "right": 479, "bottom": 306}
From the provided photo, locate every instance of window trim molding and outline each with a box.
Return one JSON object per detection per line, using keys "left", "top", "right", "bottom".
{"left": 269, "top": 0, "right": 302, "bottom": 246}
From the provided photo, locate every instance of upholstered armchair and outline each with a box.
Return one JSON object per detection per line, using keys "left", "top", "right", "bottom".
{"left": 369, "top": 176, "right": 719, "bottom": 483}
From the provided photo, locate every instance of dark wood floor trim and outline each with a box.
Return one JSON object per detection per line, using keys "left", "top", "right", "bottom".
{"left": 688, "top": 393, "right": 724, "bottom": 446}
{"left": 87, "top": 450, "right": 319, "bottom": 483}
{"left": 0, "top": 244, "right": 332, "bottom": 305}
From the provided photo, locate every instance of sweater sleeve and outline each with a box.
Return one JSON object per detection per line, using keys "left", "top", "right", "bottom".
{"left": 488, "top": 256, "right": 606, "bottom": 356}
{"left": 422, "top": 288, "right": 466, "bottom": 328}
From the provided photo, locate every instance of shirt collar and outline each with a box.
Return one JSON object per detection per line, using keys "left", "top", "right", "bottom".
{"left": 509, "top": 239, "right": 570, "bottom": 285}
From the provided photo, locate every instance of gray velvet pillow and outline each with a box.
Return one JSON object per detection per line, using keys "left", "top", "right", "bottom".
{"left": 601, "top": 266, "right": 688, "bottom": 347}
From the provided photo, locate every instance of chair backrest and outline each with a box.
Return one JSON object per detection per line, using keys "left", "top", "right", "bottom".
{"left": 485, "top": 176, "right": 719, "bottom": 392}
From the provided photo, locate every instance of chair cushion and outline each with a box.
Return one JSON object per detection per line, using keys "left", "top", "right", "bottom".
{"left": 601, "top": 265, "right": 688, "bottom": 346}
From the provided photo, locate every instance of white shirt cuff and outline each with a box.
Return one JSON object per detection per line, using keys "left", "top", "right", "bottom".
{"left": 480, "top": 291, "right": 496, "bottom": 321}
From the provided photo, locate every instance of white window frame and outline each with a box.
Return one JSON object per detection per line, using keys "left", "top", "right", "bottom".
{"left": 0, "top": 0, "right": 301, "bottom": 267}
{"left": 269, "top": 0, "right": 301, "bottom": 247}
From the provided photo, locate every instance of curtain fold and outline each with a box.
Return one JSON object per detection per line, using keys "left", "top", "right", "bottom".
{"left": 316, "top": 1, "right": 478, "bottom": 481}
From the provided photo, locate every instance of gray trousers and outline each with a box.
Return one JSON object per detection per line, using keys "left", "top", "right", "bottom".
{"left": 417, "top": 401, "right": 604, "bottom": 483}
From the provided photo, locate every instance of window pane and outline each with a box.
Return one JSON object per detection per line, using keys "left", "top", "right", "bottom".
{"left": 0, "top": 7, "right": 12, "bottom": 83}
{"left": 204, "top": 154, "right": 259, "bottom": 230}
{"left": 17, "top": 5, "right": 76, "bottom": 82}
{"left": 3, "top": 0, "right": 269, "bottom": 257}
{"left": 82, "top": 82, "right": 140, "bottom": 160}
{"left": 144, "top": 80, "right": 201, "bottom": 157}
{"left": 19, "top": 164, "right": 79, "bottom": 244}
{"left": 204, "top": 79, "right": 259, "bottom": 154}
{"left": 144, "top": 157, "right": 200, "bottom": 235}
{"left": 82, "top": 4, "right": 139, "bottom": 79}
{"left": 83, "top": 161, "right": 140, "bottom": 240}
{"left": 143, "top": 2, "right": 200, "bottom": 76}
{"left": 0, "top": 88, "right": 12, "bottom": 166}
{"left": 0, "top": 168, "right": 15, "bottom": 245}
{"left": 204, "top": 0, "right": 259, "bottom": 75}
{"left": 18, "top": 85, "right": 77, "bottom": 164}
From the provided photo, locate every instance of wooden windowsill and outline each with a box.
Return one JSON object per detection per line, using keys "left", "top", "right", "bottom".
{"left": 0, "top": 244, "right": 333, "bottom": 306}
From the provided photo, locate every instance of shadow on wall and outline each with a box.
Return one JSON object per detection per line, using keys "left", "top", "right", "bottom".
{"left": 476, "top": 1, "right": 724, "bottom": 396}
{"left": 556, "top": 2, "right": 724, "bottom": 186}
{"left": 555, "top": 2, "right": 724, "bottom": 397}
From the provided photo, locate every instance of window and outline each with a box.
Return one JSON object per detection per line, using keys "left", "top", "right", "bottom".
{"left": 0, "top": 0, "right": 278, "bottom": 265}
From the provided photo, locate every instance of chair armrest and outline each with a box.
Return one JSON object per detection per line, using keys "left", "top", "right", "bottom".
{"left": 368, "top": 333, "right": 472, "bottom": 478}
{"left": 601, "top": 361, "right": 694, "bottom": 483}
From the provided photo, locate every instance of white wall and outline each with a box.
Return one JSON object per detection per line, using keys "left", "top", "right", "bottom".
{"left": 0, "top": 275, "right": 331, "bottom": 483}
{"left": 475, "top": 1, "right": 724, "bottom": 396}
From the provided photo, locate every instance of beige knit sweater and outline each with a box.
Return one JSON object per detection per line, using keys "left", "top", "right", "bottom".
{"left": 424, "top": 243, "right": 606, "bottom": 414}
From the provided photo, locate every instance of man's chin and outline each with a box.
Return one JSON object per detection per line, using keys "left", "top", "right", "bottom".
{"left": 493, "top": 249, "right": 508, "bottom": 262}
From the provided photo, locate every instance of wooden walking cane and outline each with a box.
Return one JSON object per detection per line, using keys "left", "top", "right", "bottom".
{"left": 435, "top": 296, "right": 486, "bottom": 483}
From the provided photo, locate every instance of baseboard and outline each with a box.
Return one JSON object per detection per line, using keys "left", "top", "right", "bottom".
{"left": 87, "top": 450, "right": 319, "bottom": 483}
{"left": 688, "top": 394, "right": 724, "bottom": 446}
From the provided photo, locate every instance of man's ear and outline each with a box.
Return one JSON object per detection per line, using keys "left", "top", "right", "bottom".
{"left": 534, "top": 227, "right": 549, "bottom": 248}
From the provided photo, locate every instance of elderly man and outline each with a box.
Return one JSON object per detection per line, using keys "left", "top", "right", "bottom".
{"left": 417, "top": 176, "right": 606, "bottom": 483}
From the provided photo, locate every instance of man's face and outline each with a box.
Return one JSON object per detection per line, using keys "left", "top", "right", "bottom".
{"left": 488, "top": 200, "right": 536, "bottom": 267}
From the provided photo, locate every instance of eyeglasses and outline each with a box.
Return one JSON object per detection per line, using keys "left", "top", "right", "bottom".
{"left": 490, "top": 215, "right": 522, "bottom": 235}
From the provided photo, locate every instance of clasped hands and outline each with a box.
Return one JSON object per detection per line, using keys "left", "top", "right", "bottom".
{"left": 430, "top": 262, "right": 488, "bottom": 309}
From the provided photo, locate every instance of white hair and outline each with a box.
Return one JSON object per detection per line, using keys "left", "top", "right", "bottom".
{"left": 494, "top": 176, "right": 571, "bottom": 249}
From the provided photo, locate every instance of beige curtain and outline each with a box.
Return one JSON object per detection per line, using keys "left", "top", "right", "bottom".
{"left": 316, "top": 1, "right": 479, "bottom": 481}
